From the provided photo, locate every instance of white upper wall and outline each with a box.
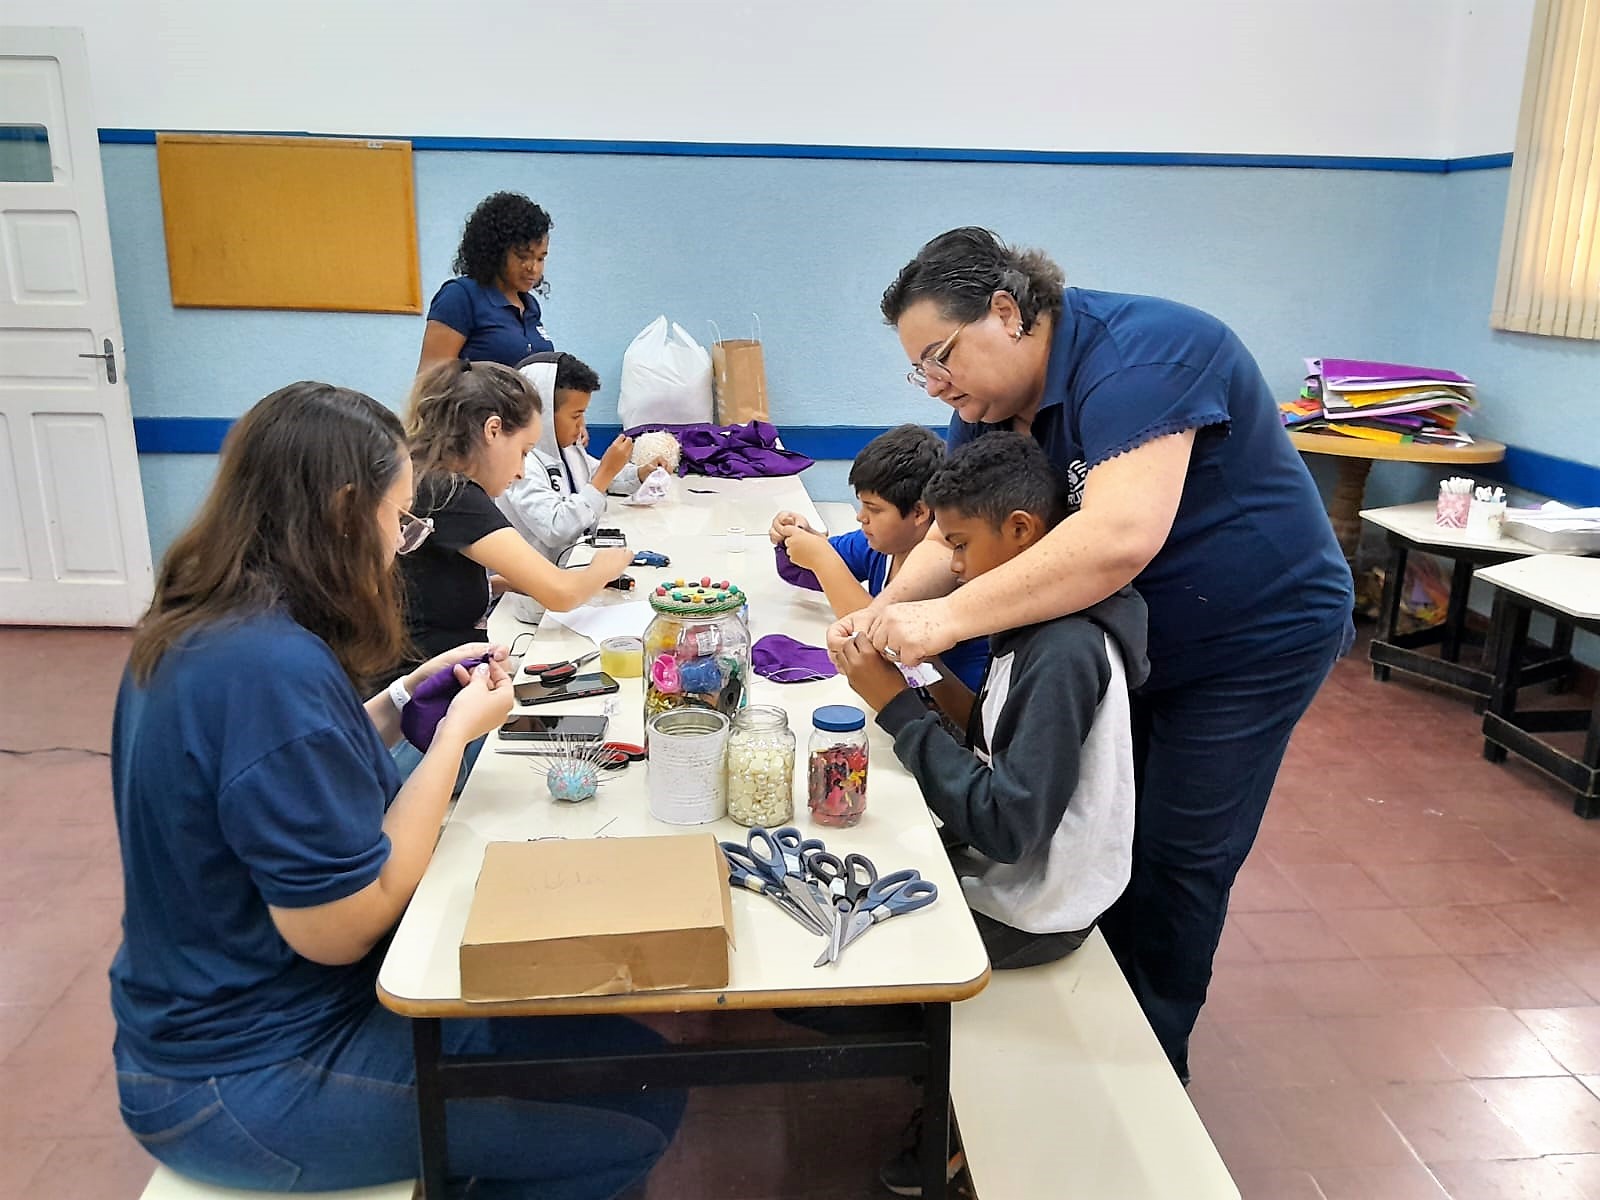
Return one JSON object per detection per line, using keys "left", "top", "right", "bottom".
{"left": 29, "top": 0, "right": 1534, "bottom": 159}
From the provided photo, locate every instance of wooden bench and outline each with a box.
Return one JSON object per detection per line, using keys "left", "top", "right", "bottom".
{"left": 140, "top": 1166, "right": 416, "bottom": 1200}
{"left": 951, "top": 930, "right": 1238, "bottom": 1199}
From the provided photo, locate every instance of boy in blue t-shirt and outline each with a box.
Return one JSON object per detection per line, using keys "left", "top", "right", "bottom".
{"left": 768, "top": 424, "right": 988, "bottom": 710}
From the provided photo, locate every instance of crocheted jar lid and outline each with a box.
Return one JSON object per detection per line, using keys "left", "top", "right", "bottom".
{"left": 649, "top": 576, "right": 746, "bottom": 617}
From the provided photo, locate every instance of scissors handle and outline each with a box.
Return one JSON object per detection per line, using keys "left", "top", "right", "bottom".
{"left": 862, "top": 868, "right": 921, "bottom": 909}
{"left": 840, "top": 853, "right": 878, "bottom": 903}
{"left": 739, "top": 829, "right": 791, "bottom": 886}
{"left": 805, "top": 850, "right": 846, "bottom": 895}
{"left": 876, "top": 876, "right": 939, "bottom": 916}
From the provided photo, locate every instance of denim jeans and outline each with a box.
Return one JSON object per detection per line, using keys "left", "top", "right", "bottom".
{"left": 391, "top": 733, "right": 486, "bottom": 800}
{"left": 1098, "top": 618, "right": 1352, "bottom": 1083}
{"left": 115, "top": 1003, "right": 684, "bottom": 1198}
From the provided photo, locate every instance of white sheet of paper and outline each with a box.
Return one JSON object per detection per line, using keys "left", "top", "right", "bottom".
{"left": 542, "top": 600, "right": 653, "bottom": 644}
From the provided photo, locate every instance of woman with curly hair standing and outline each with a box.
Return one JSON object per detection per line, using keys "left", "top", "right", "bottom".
{"left": 417, "top": 192, "right": 556, "bottom": 371}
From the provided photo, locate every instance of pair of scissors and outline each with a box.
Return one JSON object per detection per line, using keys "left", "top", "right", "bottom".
{"left": 722, "top": 846, "right": 828, "bottom": 936}
{"left": 521, "top": 649, "right": 599, "bottom": 686}
{"left": 804, "top": 849, "right": 875, "bottom": 964}
{"left": 721, "top": 828, "right": 834, "bottom": 936}
{"left": 813, "top": 863, "right": 938, "bottom": 967}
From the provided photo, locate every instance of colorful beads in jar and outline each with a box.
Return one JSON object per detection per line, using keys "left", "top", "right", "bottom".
{"left": 726, "top": 705, "right": 796, "bottom": 827}
{"left": 643, "top": 577, "right": 751, "bottom": 727}
{"left": 808, "top": 704, "right": 869, "bottom": 828}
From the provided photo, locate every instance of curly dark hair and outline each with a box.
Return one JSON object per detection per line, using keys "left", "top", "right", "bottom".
{"left": 453, "top": 192, "right": 553, "bottom": 295}
{"left": 923, "top": 432, "right": 1073, "bottom": 529}
{"left": 881, "top": 227, "right": 1064, "bottom": 334}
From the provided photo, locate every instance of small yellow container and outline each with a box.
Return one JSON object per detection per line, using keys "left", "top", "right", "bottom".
{"left": 600, "top": 635, "right": 644, "bottom": 679}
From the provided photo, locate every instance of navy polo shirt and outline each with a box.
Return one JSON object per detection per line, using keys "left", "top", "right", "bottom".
{"left": 426, "top": 276, "right": 554, "bottom": 366}
{"left": 949, "top": 287, "right": 1352, "bottom": 691}
{"left": 110, "top": 611, "right": 400, "bottom": 1076}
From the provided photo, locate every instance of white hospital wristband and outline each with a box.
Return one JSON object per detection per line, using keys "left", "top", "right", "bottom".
{"left": 387, "top": 676, "right": 412, "bottom": 713}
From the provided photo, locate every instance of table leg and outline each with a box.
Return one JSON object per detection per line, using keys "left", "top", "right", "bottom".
{"left": 413, "top": 1018, "right": 448, "bottom": 1200}
{"left": 920, "top": 1003, "right": 954, "bottom": 1199}
{"left": 1372, "top": 540, "right": 1408, "bottom": 682}
{"left": 1483, "top": 599, "right": 1530, "bottom": 765}
{"left": 1327, "top": 456, "right": 1374, "bottom": 569}
{"left": 1442, "top": 558, "right": 1474, "bottom": 662}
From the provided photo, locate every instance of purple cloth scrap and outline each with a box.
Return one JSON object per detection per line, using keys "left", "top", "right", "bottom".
{"left": 400, "top": 653, "right": 493, "bottom": 751}
{"left": 774, "top": 542, "right": 823, "bottom": 592}
{"left": 622, "top": 420, "right": 815, "bottom": 479}
{"left": 752, "top": 634, "right": 837, "bottom": 683}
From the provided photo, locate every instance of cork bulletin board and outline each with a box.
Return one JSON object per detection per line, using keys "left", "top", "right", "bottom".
{"left": 155, "top": 133, "right": 421, "bottom": 313}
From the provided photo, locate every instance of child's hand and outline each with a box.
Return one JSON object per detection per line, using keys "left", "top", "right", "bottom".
{"left": 638, "top": 456, "right": 674, "bottom": 478}
{"left": 768, "top": 510, "right": 813, "bottom": 545}
{"left": 594, "top": 436, "right": 635, "bottom": 488}
{"left": 833, "top": 633, "right": 908, "bottom": 713}
{"left": 586, "top": 546, "right": 636, "bottom": 582}
{"left": 780, "top": 528, "right": 831, "bottom": 570}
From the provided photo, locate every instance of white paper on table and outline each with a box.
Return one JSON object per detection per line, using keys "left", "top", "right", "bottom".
{"left": 542, "top": 600, "right": 653, "bottom": 644}
{"left": 899, "top": 662, "right": 942, "bottom": 687}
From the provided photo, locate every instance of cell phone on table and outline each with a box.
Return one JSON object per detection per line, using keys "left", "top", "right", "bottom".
{"left": 513, "top": 671, "right": 620, "bottom": 706}
{"left": 498, "top": 713, "right": 610, "bottom": 741}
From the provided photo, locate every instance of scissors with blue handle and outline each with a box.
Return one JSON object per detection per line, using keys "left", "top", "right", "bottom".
{"left": 814, "top": 870, "right": 939, "bottom": 967}
{"left": 726, "top": 828, "right": 835, "bottom": 932}
{"left": 721, "top": 844, "right": 828, "bottom": 937}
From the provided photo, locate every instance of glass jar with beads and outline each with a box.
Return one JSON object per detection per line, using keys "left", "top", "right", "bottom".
{"left": 644, "top": 576, "right": 751, "bottom": 730}
{"left": 726, "top": 705, "right": 796, "bottom": 827}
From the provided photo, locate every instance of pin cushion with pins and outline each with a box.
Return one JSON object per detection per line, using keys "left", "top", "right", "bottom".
{"left": 644, "top": 577, "right": 751, "bottom": 724}
{"left": 531, "top": 733, "right": 616, "bottom": 803}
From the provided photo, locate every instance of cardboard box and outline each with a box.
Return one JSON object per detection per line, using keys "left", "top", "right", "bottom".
{"left": 459, "top": 835, "right": 734, "bottom": 1001}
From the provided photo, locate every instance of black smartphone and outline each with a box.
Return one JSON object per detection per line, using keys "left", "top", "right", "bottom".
{"left": 498, "top": 713, "right": 610, "bottom": 741}
{"left": 513, "top": 671, "right": 621, "bottom": 706}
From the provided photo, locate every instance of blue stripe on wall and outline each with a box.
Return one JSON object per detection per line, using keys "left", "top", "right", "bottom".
{"left": 97, "top": 128, "right": 1512, "bottom": 173}
{"left": 132, "top": 417, "right": 911, "bottom": 460}
{"left": 130, "top": 417, "right": 1600, "bottom": 505}
{"left": 1482, "top": 446, "right": 1600, "bottom": 508}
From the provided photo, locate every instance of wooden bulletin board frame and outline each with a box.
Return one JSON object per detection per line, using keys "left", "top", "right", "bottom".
{"left": 155, "top": 133, "right": 422, "bottom": 314}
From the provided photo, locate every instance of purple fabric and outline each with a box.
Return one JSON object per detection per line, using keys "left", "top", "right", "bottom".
{"left": 400, "top": 653, "right": 492, "bottom": 751}
{"left": 752, "top": 634, "right": 837, "bottom": 684}
{"left": 774, "top": 542, "right": 823, "bottom": 591}
{"left": 622, "top": 420, "right": 814, "bottom": 479}
{"left": 1314, "top": 358, "right": 1474, "bottom": 387}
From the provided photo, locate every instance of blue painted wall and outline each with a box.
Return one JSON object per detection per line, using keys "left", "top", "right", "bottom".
{"left": 107, "top": 144, "right": 1464, "bottom": 557}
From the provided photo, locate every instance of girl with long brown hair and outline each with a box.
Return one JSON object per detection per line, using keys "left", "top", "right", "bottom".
{"left": 110, "top": 382, "right": 682, "bottom": 1196}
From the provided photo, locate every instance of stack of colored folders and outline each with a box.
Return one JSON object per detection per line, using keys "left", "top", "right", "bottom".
{"left": 1281, "top": 358, "right": 1478, "bottom": 447}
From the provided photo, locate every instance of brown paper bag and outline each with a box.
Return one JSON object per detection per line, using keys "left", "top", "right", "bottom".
{"left": 710, "top": 317, "right": 769, "bottom": 424}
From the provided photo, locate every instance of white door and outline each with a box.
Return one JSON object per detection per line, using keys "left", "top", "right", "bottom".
{"left": 0, "top": 26, "right": 152, "bottom": 626}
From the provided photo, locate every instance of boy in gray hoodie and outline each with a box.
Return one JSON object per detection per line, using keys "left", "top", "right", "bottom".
{"left": 834, "top": 431, "right": 1149, "bottom": 969}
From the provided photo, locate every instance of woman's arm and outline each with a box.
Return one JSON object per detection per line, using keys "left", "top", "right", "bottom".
{"left": 417, "top": 321, "right": 467, "bottom": 374}
{"left": 465, "top": 528, "right": 634, "bottom": 613}
{"left": 272, "top": 662, "right": 513, "bottom": 965}
{"left": 865, "top": 430, "right": 1195, "bottom": 663}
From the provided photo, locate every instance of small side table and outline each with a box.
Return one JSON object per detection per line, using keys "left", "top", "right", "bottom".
{"left": 1289, "top": 431, "right": 1507, "bottom": 567}
{"left": 1361, "top": 503, "right": 1574, "bottom": 700}
{"left": 1478, "top": 555, "right": 1600, "bottom": 816}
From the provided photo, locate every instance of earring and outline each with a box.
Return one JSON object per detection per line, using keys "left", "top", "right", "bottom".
{"left": 1012, "top": 326, "right": 1025, "bottom": 342}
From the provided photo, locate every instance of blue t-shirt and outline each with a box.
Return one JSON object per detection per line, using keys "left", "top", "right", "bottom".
{"left": 426, "top": 276, "right": 554, "bottom": 366}
{"left": 110, "top": 611, "right": 400, "bottom": 1076}
{"left": 949, "top": 288, "right": 1352, "bottom": 692}
{"left": 830, "top": 528, "right": 991, "bottom": 692}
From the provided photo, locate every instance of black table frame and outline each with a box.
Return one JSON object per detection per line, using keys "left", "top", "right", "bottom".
{"left": 410, "top": 1002, "right": 954, "bottom": 1198}
{"left": 1370, "top": 533, "right": 1574, "bottom": 703}
{"left": 1482, "top": 588, "right": 1600, "bottom": 816}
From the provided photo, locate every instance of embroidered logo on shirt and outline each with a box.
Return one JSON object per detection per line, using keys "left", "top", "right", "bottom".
{"left": 1065, "top": 460, "right": 1088, "bottom": 506}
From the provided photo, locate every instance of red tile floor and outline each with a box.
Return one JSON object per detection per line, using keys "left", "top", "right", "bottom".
{"left": 4, "top": 623, "right": 1600, "bottom": 1199}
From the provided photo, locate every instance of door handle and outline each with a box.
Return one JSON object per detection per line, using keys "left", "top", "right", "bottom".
{"left": 77, "top": 338, "right": 118, "bottom": 384}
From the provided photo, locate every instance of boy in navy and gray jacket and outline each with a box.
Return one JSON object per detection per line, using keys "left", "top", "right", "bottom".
{"left": 834, "top": 432, "right": 1149, "bottom": 968}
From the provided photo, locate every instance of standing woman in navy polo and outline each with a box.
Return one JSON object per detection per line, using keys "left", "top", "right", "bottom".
{"left": 417, "top": 191, "right": 555, "bottom": 371}
{"left": 831, "top": 227, "right": 1354, "bottom": 1085}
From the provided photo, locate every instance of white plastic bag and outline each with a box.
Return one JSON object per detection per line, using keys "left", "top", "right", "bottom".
{"left": 622, "top": 466, "right": 674, "bottom": 507}
{"left": 617, "top": 316, "right": 713, "bottom": 429}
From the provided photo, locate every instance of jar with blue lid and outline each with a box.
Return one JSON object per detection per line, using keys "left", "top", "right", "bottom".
{"left": 808, "top": 704, "right": 868, "bottom": 828}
